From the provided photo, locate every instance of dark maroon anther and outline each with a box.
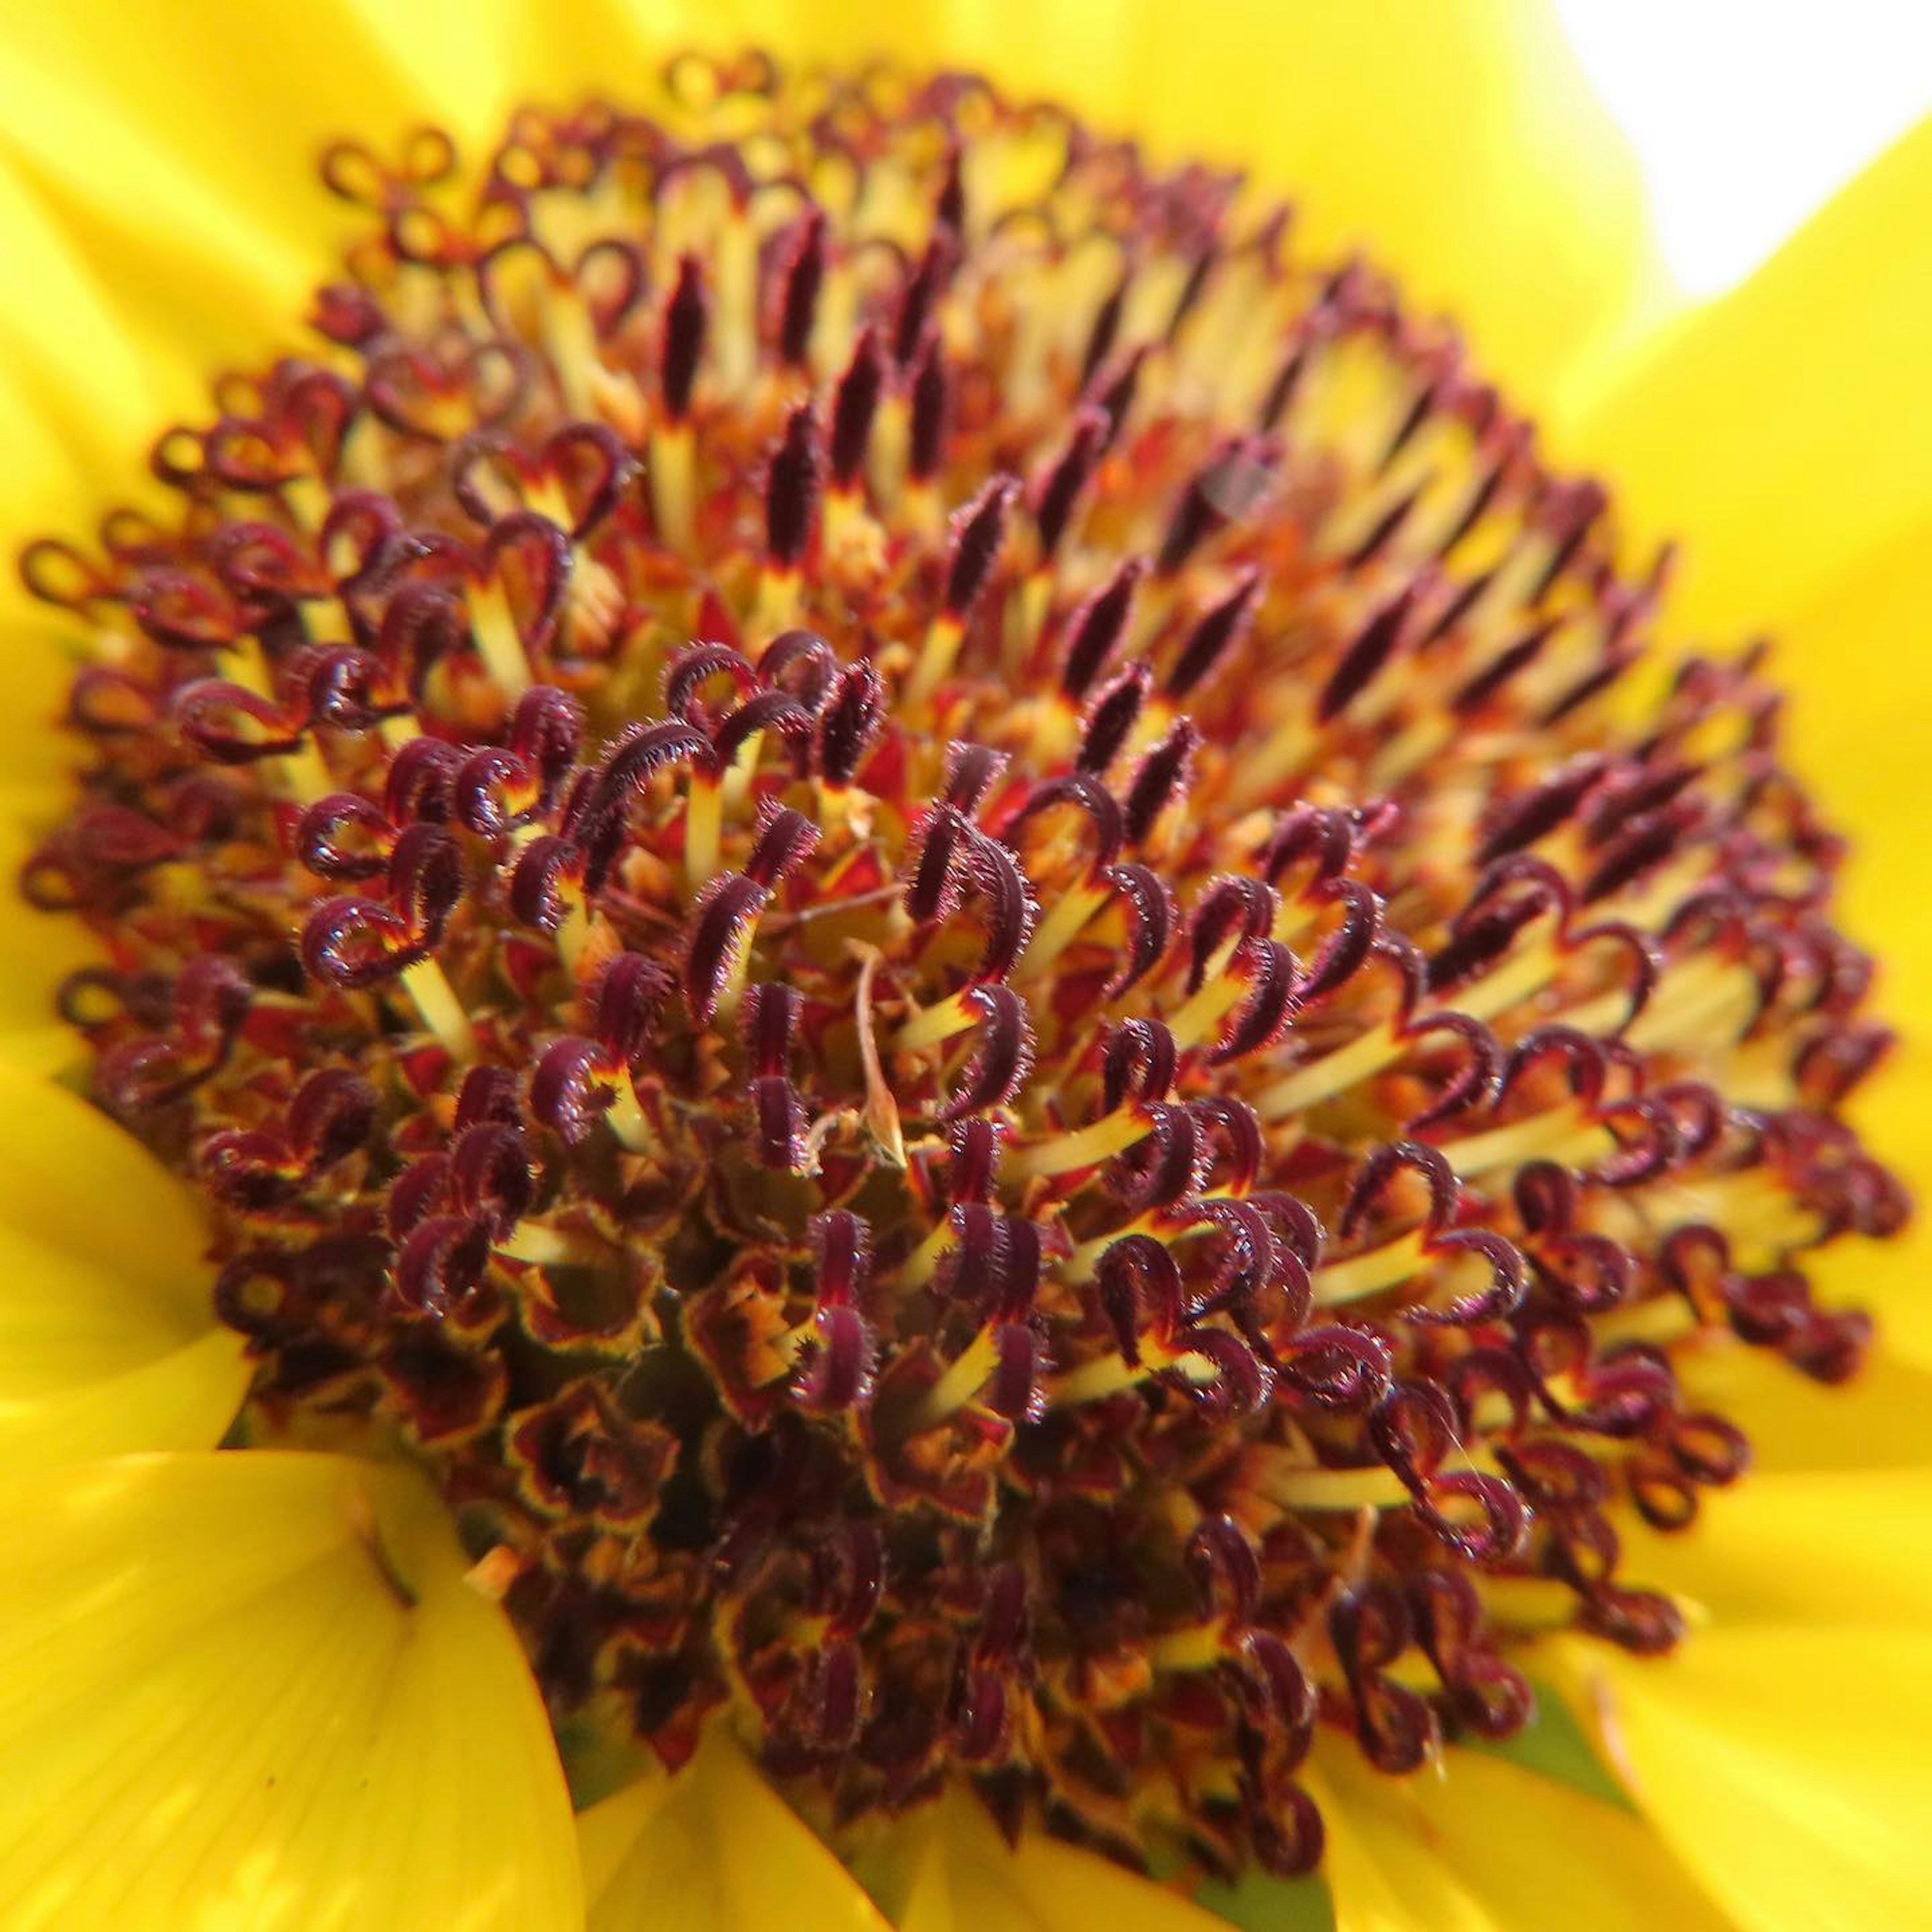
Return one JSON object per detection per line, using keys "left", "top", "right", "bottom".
{"left": 1317, "top": 580, "right": 1418, "bottom": 722}
{"left": 1209, "top": 939, "right": 1300, "bottom": 1065}
{"left": 1166, "top": 568, "right": 1261, "bottom": 700}
{"left": 1581, "top": 804, "right": 1694, "bottom": 904}
{"left": 659, "top": 252, "right": 707, "bottom": 421}
{"left": 940, "top": 741, "right": 1010, "bottom": 818}
{"left": 1277, "top": 1324, "right": 1393, "bottom": 1413}
{"left": 828, "top": 327, "right": 885, "bottom": 489}
{"left": 383, "top": 735, "right": 465, "bottom": 825}
{"left": 1187, "top": 877, "right": 1279, "bottom": 994}
{"left": 530, "top": 1036, "right": 618, "bottom": 1146}
{"left": 1292, "top": 880, "right": 1380, "bottom": 1006}
{"left": 1077, "top": 664, "right": 1150, "bottom": 776}
{"left": 1080, "top": 276, "right": 1128, "bottom": 390}
{"left": 1095, "top": 1235, "right": 1183, "bottom": 1366}
{"left": 1087, "top": 344, "right": 1146, "bottom": 447}
{"left": 765, "top": 403, "right": 821, "bottom": 569}
{"left": 815, "top": 660, "right": 884, "bottom": 786}
{"left": 1101, "top": 1017, "right": 1180, "bottom": 1112}
{"left": 1248, "top": 1785, "right": 1325, "bottom": 1880}
{"left": 921, "top": 824, "right": 1037, "bottom": 984}
{"left": 666, "top": 643, "right": 760, "bottom": 723}
{"left": 1454, "top": 616, "right": 1562, "bottom": 714}
{"left": 1476, "top": 756, "right": 1608, "bottom": 863}
{"left": 941, "top": 985, "right": 1036, "bottom": 1122}
{"left": 1343, "top": 482, "right": 1427, "bottom": 574}
{"left": 1060, "top": 557, "right": 1144, "bottom": 701}
{"left": 944, "top": 1118, "right": 1003, "bottom": 1210}
{"left": 1096, "top": 862, "right": 1174, "bottom": 998}
{"left": 942, "top": 475, "right": 1019, "bottom": 619}
{"left": 1123, "top": 718, "right": 1198, "bottom": 846}
{"left": 792, "top": 1302, "right": 878, "bottom": 1412}
{"left": 455, "top": 1064, "right": 521, "bottom": 1130}
{"left": 908, "top": 331, "right": 948, "bottom": 483}
{"left": 1409, "top": 1229, "right": 1527, "bottom": 1327}
{"left": 394, "top": 1212, "right": 496, "bottom": 1320}
{"left": 484, "top": 511, "right": 575, "bottom": 658}
{"left": 1328, "top": 1584, "right": 1436, "bottom": 1773}
{"left": 507, "top": 833, "right": 582, "bottom": 933}
{"left": 511, "top": 685, "right": 585, "bottom": 795}
{"left": 1032, "top": 409, "right": 1105, "bottom": 561}
{"left": 1186, "top": 1515, "right": 1262, "bottom": 1623}
{"left": 386, "top": 822, "right": 464, "bottom": 947}
{"left": 811, "top": 1209, "right": 872, "bottom": 1309}
{"left": 299, "top": 792, "right": 392, "bottom": 880}
{"left": 1399, "top": 1013, "right": 1503, "bottom": 1132}
{"left": 683, "top": 872, "right": 771, "bottom": 1026}
{"left": 1426, "top": 854, "right": 1570, "bottom": 994}
{"left": 595, "top": 953, "right": 672, "bottom": 1068}
{"left": 1171, "top": 1326, "right": 1275, "bottom": 1416}
{"left": 1002, "top": 772, "right": 1123, "bottom": 873}
{"left": 302, "top": 897, "right": 420, "bottom": 989}
{"left": 172, "top": 679, "right": 306, "bottom": 765}
{"left": 906, "top": 803, "right": 970, "bottom": 926}
{"left": 1157, "top": 437, "right": 1270, "bottom": 576}
{"left": 547, "top": 421, "right": 639, "bottom": 540}
{"left": 773, "top": 206, "right": 827, "bottom": 369}
{"left": 987, "top": 1321, "right": 1050, "bottom": 1423}
{"left": 893, "top": 236, "right": 952, "bottom": 368}
{"left": 286, "top": 1067, "right": 378, "bottom": 1171}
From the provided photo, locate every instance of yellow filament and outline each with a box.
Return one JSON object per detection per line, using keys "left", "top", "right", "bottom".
{"left": 1312, "top": 1229, "right": 1427, "bottom": 1306}
{"left": 1147, "top": 1623, "right": 1228, "bottom": 1672}
{"left": 868, "top": 391, "right": 910, "bottom": 509}
{"left": 1166, "top": 969, "right": 1249, "bottom": 1052}
{"left": 904, "top": 1326, "right": 999, "bottom": 1433}
{"left": 1007, "top": 1105, "right": 1152, "bottom": 1180}
{"left": 899, "top": 1216, "right": 955, "bottom": 1293}
{"left": 606, "top": 1076, "right": 655, "bottom": 1154}
{"left": 542, "top": 284, "right": 603, "bottom": 422}
{"left": 1433, "top": 1103, "right": 1608, "bottom": 1178}
{"left": 498, "top": 1220, "right": 607, "bottom": 1268}
{"left": 1015, "top": 878, "right": 1110, "bottom": 982}
{"left": 469, "top": 577, "right": 531, "bottom": 698}
{"left": 905, "top": 612, "right": 966, "bottom": 709}
{"left": 1258, "top": 1021, "right": 1401, "bottom": 1120}
{"left": 895, "top": 987, "right": 977, "bottom": 1054}
{"left": 401, "top": 957, "right": 478, "bottom": 1064}
{"left": 650, "top": 421, "right": 697, "bottom": 552}
{"left": 752, "top": 567, "right": 801, "bottom": 640}
{"left": 685, "top": 773, "right": 725, "bottom": 892}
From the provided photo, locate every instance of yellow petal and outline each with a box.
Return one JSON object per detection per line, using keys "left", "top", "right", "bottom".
{"left": 0, "top": 1450, "right": 580, "bottom": 1931}
{"left": 1615, "top": 1467, "right": 1932, "bottom": 1629}
{"left": 877, "top": 1782, "right": 1229, "bottom": 1932}
{"left": 0, "top": 795, "right": 100, "bottom": 1074}
{"left": 1558, "top": 115, "right": 1932, "bottom": 642}
{"left": 1674, "top": 1336, "right": 1932, "bottom": 1474}
{"left": 1758, "top": 514, "right": 1932, "bottom": 1369}
{"left": 1561, "top": 1630, "right": 1932, "bottom": 1932}
{"left": 1313, "top": 1745, "right": 1730, "bottom": 1932}
{"left": 0, "top": 0, "right": 1654, "bottom": 437}
{"left": 578, "top": 1731, "right": 889, "bottom": 1931}
{"left": 0, "top": 1064, "right": 248, "bottom": 1470}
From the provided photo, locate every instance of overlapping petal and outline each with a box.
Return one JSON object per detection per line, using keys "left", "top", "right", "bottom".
{"left": 0, "top": 1450, "right": 582, "bottom": 1930}
{"left": 577, "top": 1734, "right": 890, "bottom": 1930}
{"left": 0, "top": 1063, "right": 247, "bottom": 1470}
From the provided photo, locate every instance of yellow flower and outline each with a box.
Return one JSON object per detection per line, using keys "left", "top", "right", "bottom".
{"left": 1, "top": 4, "right": 1928, "bottom": 1930}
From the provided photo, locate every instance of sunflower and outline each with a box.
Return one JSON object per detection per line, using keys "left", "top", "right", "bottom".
{"left": 1, "top": 3, "right": 1928, "bottom": 1929}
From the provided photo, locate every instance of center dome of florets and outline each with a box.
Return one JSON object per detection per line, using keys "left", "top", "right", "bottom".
{"left": 23, "top": 53, "right": 1904, "bottom": 1882}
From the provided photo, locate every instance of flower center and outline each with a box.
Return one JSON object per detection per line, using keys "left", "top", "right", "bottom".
{"left": 21, "top": 53, "right": 1905, "bottom": 1882}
